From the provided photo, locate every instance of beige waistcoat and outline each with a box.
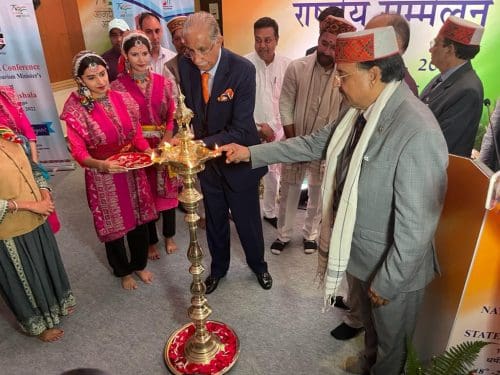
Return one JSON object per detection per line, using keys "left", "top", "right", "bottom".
{"left": 0, "top": 139, "right": 44, "bottom": 239}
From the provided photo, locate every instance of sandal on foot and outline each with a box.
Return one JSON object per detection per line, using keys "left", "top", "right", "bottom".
{"left": 303, "top": 239, "right": 318, "bottom": 254}
{"left": 270, "top": 239, "right": 290, "bottom": 255}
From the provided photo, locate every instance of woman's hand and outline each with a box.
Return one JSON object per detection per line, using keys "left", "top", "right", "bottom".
{"left": 30, "top": 198, "right": 55, "bottom": 216}
{"left": 161, "top": 129, "right": 174, "bottom": 144}
{"left": 100, "top": 159, "right": 127, "bottom": 173}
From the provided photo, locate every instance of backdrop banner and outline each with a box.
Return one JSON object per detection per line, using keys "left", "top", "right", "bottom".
{"left": 222, "top": 0, "right": 499, "bottom": 128}
{"left": 77, "top": 0, "right": 115, "bottom": 54}
{"left": 0, "top": 1, "right": 73, "bottom": 171}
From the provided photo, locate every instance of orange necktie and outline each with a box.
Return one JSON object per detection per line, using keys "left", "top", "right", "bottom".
{"left": 201, "top": 72, "right": 210, "bottom": 104}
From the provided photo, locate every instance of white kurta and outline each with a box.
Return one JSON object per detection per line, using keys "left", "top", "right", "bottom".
{"left": 245, "top": 51, "right": 291, "bottom": 219}
{"left": 245, "top": 51, "right": 291, "bottom": 141}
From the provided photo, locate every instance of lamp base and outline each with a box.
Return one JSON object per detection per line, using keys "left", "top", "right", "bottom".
{"left": 165, "top": 321, "right": 239, "bottom": 375}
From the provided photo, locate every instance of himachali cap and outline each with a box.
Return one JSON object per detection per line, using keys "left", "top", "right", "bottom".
{"left": 320, "top": 15, "right": 357, "bottom": 35}
{"left": 167, "top": 15, "right": 187, "bottom": 36}
{"left": 439, "top": 16, "right": 484, "bottom": 46}
{"left": 335, "top": 26, "right": 399, "bottom": 63}
{"left": 108, "top": 18, "right": 130, "bottom": 32}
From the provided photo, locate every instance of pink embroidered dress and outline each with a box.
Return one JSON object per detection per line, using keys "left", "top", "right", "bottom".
{"left": 111, "top": 72, "right": 179, "bottom": 212}
{"left": 60, "top": 90, "right": 157, "bottom": 242}
{"left": 0, "top": 85, "right": 36, "bottom": 141}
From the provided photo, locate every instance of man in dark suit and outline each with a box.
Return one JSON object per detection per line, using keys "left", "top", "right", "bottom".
{"left": 420, "top": 16, "right": 484, "bottom": 157}
{"left": 178, "top": 11, "right": 272, "bottom": 294}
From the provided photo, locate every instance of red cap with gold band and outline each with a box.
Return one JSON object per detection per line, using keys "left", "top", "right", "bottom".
{"left": 438, "top": 16, "right": 484, "bottom": 46}
{"left": 167, "top": 15, "right": 187, "bottom": 36}
{"left": 335, "top": 26, "right": 399, "bottom": 63}
{"left": 320, "top": 15, "right": 357, "bottom": 35}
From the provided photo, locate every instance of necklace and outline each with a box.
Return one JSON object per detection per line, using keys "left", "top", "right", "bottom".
{"left": 133, "top": 72, "right": 150, "bottom": 84}
{"left": 95, "top": 95, "right": 108, "bottom": 102}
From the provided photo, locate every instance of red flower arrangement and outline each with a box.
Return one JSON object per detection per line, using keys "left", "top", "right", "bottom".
{"left": 166, "top": 321, "right": 239, "bottom": 374}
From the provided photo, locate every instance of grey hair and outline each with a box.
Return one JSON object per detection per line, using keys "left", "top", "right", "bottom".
{"left": 183, "top": 11, "right": 221, "bottom": 41}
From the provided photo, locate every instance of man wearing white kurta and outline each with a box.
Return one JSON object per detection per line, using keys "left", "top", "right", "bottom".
{"left": 245, "top": 17, "right": 291, "bottom": 227}
{"left": 271, "top": 16, "right": 355, "bottom": 254}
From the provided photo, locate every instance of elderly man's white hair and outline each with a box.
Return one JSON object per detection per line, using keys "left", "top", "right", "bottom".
{"left": 183, "top": 11, "right": 221, "bottom": 42}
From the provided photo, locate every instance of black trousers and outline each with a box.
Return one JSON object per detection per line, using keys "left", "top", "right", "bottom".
{"left": 200, "top": 165, "right": 268, "bottom": 278}
{"left": 147, "top": 208, "right": 176, "bottom": 245}
{"left": 105, "top": 224, "right": 148, "bottom": 277}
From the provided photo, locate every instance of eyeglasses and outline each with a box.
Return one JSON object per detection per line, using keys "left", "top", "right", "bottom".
{"left": 333, "top": 72, "right": 352, "bottom": 86}
{"left": 184, "top": 39, "right": 217, "bottom": 59}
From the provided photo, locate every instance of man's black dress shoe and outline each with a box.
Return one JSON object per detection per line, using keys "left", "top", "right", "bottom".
{"left": 205, "top": 275, "right": 221, "bottom": 294}
{"left": 256, "top": 272, "right": 273, "bottom": 290}
{"left": 330, "top": 322, "right": 364, "bottom": 340}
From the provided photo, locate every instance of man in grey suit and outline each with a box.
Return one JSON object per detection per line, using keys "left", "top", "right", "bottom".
{"left": 420, "top": 16, "right": 485, "bottom": 157}
{"left": 221, "top": 27, "right": 448, "bottom": 374}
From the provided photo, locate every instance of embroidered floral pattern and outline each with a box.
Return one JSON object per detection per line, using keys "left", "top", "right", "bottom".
{"left": 0, "top": 200, "right": 8, "bottom": 224}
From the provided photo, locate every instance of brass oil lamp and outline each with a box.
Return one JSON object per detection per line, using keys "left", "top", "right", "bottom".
{"left": 155, "top": 90, "right": 239, "bottom": 374}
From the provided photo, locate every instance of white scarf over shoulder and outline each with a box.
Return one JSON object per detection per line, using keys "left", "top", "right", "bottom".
{"left": 320, "top": 81, "right": 399, "bottom": 307}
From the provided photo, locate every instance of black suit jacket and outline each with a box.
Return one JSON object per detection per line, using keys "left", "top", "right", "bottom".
{"left": 420, "top": 61, "right": 484, "bottom": 157}
{"left": 179, "top": 48, "right": 267, "bottom": 192}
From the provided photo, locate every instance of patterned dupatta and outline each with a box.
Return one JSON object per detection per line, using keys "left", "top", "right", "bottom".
{"left": 0, "top": 86, "right": 24, "bottom": 135}
{"left": 66, "top": 91, "right": 137, "bottom": 159}
{"left": 115, "top": 72, "right": 165, "bottom": 126}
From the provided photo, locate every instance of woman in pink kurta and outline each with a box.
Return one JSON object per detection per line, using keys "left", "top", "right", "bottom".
{"left": 0, "top": 85, "right": 38, "bottom": 161}
{"left": 60, "top": 51, "right": 157, "bottom": 290}
{"left": 111, "top": 32, "right": 179, "bottom": 260}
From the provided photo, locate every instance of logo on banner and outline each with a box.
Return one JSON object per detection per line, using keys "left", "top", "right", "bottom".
{"left": 10, "top": 4, "right": 29, "bottom": 18}
{"left": 0, "top": 33, "right": 5, "bottom": 50}
{"left": 117, "top": 2, "right": 132, "bottom": 17}
{"left": 162, "top": 0, "right": 173, "bottom": 10}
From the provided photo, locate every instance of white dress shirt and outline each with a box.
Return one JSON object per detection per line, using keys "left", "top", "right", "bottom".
{"left": 151, "top": 46, "right": 176, "bottom": 74}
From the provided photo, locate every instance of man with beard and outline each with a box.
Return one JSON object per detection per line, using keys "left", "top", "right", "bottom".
{"left": 245, "top": 17, "right": 291, "bottom": 229}
{"left": 305, "top": 6, "right": 344, "bottom": 56}
{"left": 270, "top": 16, "right": 356, "bottom": 255}
{"left": 164, "top": 15, "right": 187, "bottom": 84}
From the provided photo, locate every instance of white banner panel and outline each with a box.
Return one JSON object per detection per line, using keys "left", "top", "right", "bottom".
{"left": 0, "top": 1, "right": 73, "bottom": 171}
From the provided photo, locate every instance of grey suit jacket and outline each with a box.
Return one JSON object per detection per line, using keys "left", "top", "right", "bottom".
{"left": 250, "top": 83, "right": 449, "bottom": 300}
{"left": 420, "top": 61, "right": 484, "bottom": 157}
